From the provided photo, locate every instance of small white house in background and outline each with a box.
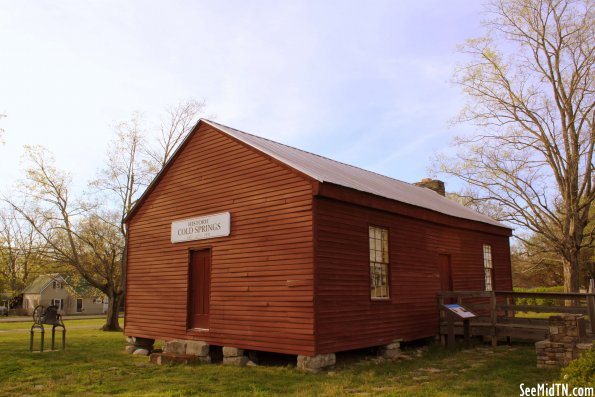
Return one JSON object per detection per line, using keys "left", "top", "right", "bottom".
{"left": 22, "top": 274, "right": 106, "bottom": 315}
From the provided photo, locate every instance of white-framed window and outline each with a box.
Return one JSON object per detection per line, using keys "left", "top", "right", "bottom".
{"left": 483, "top": 244, "right": 493, "bottom": 291}
{"left": 51, "top": 299, "right": 64, "bottom": 310}
{"left": 369, "top": 226, "right": 390, "bottom": 299}
{"left": 52, "top": 281, "right": 63, "bottom": 289}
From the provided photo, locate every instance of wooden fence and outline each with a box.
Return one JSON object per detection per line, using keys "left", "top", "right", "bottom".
{"left": 437, "top": 290, "right": 595, "bottom": 345}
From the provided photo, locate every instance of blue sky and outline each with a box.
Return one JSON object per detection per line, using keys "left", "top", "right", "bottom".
{"left": 0, "top": 0, "right": 484, "bottom": 192}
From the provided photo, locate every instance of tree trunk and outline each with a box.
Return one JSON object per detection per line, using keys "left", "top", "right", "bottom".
{"left": 562, "top": 256, "right": 581, "bottom": 307}
{"left": 102, "top": 291, "right": 123, "bottom": 331}
{"left": 562, "top": 257, "right": 581, "bottom": 293}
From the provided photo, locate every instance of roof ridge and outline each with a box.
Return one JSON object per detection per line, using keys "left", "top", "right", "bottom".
{"left": 124, "top": 118, "right": 507, "bottom": 229}
{"left": 202, "top": 119, "right": 414, "bottom": 188}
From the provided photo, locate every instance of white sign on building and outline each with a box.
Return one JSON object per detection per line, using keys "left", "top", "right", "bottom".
{"left": 171, "top": 212, "right": 231, "bottom": 243}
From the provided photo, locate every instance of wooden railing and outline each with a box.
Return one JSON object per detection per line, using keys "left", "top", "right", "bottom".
{"left": 437, "top": 290, "right": 595, "bottom": 345}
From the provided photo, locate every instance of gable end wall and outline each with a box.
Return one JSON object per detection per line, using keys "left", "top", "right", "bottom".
{"left": 125, "top": 124, "right": 316, "bottom": 355}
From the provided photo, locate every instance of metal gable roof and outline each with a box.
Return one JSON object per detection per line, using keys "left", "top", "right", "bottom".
{"left": 203, "top": 120, "right": 507, "bottom": 229}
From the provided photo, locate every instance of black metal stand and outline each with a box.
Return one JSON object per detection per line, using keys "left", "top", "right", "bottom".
{"left": 30, "top": 324, "right": 45, "bottom": 352}
{"left": 51, "top": 324, "right": 66, "bottom": 350}
{"left": 30, "top": 323, "right": 66, "bottom": 352}
{"left": 446, "top": 312, "right": 455, "bottom": 349}
{"left": 29, "top": 305, "right": 66, "bottom": 352}
{"left": 463, "top": 318, "right": 471, "bottom": 348}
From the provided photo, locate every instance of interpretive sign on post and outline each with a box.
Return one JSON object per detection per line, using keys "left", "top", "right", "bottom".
{"left": 443, "top": 304, "right": 476, "bottom": 349}
{"left": 444, "top": 304, "right": 477, "bottom": 319}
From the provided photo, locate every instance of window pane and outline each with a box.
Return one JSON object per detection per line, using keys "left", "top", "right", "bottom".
{"left": 381, "top": 263, "right": 389, "bottom": 298}
{"left": 370, "top": 262, "right": 389, "bottom": 298}
{"left": 485, "top": 268, "right": 493, "bottom": 291}
{"left": 370, "top": 226, "right": 390, "bottom": 299}
{"left": 483, "top": 245, "right": 492, "bottom": 268}
{"left": 483, "top": 244, "right": 493, "bottom": 291}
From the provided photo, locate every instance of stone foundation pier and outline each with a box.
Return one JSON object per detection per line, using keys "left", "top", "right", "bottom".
{"left": 149, "top": 339, "right": 210, "bottom": 365}
{"left": 297, "top": 353, "right": 336, "bottom": 372}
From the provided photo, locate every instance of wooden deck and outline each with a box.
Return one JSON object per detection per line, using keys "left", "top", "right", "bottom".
{"left": 438, "top": 290, "right": 595, "bottom": 345}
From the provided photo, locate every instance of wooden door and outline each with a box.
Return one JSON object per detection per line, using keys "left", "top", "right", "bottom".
{"left": 189, "top": 249, "right": 211, "bottom": 329}
{"left": 438, "top": 254, "right": 452, "bottom": 291}
{"left": 438, "top": 254, "right": 453, "bottom": 300}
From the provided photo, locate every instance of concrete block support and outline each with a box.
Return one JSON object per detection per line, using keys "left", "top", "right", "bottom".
{"left": 378, "top": 340, "right": 402, "bottom": 359}
{"left": 186, "top": 341, "right": 210, "bottom": 357}
{"left": 223, "top": 346, "right": 249, "bottom": 366}
{"left": 150, "top": 352, "right": 201, "bottom": 365}
{"left": 297, "top": 353, "right": 336, "bottom": 372}
{"left": 223, "top": 356, "right": 250, "bottom": 366}
{"left": 154, "top": 339, "right": 210, "bottom": 365}
{"left": 223, "top": 347, "right": 244, "bottom": 357}
{"left": 163, "top": 340, "right": 187, "bottom": 355}
{"left": 124, "top": 336, "right": 155, "bottom": 355}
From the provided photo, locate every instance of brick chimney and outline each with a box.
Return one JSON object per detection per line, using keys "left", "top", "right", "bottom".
{"left": 414, "top": 178, "right": 445, "bottom": 196}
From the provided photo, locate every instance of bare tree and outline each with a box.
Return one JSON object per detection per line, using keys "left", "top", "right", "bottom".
{"left": 4, "top": 99, "right": 206, "bottom": 329}
{"left": 446, "top": 188, "right": 510, "bottom": 221}
{"left": 88, "top": 99, "right": 204, "bottom": 327}
{"left": 435, "top": 0, "right": 594, "bottom": 292}
{"left": 5, "top": 146, "right": 125, "bottom": 330}
{"left": 511, "top": 236, "right": 565, "bottom": 288}
{"left": 0, "top": 206, "right": 46, "bottom": 296}
{"left": 92, "top": 113, "right": 153, "bottom": 233}
{"left": 94, "top": 100, "right": 206, "bottom": 228}
{"left": 89, "top": 114, "right": 153, "bottom": 327}
{"left": 145, "top": 99, "right": 206, "bottom": 170}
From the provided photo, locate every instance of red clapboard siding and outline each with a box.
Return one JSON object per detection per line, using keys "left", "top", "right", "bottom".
{"left": 125, "top": 123, "right": 316, "bottom": 356}
{"left": 125, "top": 120, "right": 513, "bottom": 358}
{"left": 313, "top": 196, "right": 512, "bottom": 354}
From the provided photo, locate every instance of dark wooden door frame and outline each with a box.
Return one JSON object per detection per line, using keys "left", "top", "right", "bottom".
{"left": 188, "top": 248, "right": 211, "bottom": 330}
{"left": 438, "top": 254, "right": 454, "bottom": 303}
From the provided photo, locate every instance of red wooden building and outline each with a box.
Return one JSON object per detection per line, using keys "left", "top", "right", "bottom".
{"left": 124, "top": 119, "right": 512, "bottom": 366}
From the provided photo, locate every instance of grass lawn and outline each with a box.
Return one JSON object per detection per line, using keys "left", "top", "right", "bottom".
{"left": 514, "top": 312, "right": 558, "bottom": 319}
{"left": 0, "top": 318, "right": 112, "bottom": 331}
{"left": 514, "top": 312, "right": 591, "bottom": 322}
{"left": 0, "top": 320, "right": 561, "bottom": 396}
